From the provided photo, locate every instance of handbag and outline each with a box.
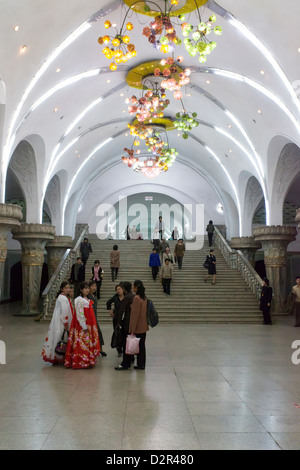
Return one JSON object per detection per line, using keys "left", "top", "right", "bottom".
{"left": 111, "top": 325, "right": 123, "bottom": 349}
{"left": 203, "top": 257, "right": 210, "bottom": 269}
{"left": 55, "top": 330, "right": 69, "bottom": 356}
{"left": 125, "top": 334, "right": 140, "bottom": 355}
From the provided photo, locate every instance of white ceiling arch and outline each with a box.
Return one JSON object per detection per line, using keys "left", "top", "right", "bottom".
{"left": 1, "top": 0, "right": 300, "bottom": 238}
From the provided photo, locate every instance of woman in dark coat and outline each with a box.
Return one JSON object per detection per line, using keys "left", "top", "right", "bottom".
{"left": 260, "top": 277, "right": 273, "bottom": 325}
{"left": 204, "top": 249, "right": 217, "bottom": 285}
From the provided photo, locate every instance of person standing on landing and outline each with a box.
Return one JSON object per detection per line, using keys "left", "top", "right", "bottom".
{"left": 292, "top": 276, "right": 300, "bottom": 327}
{"left": 42, "top": 282, "right": 73, "bottom": 365}
{"left": 259, "top": 277, "right": 273, "bottom": 325}
{"left": 64, "top": 282, "right": 100, "bottom": 369}
{"left": 155, "top": 216, "right": 165, "bottom": 240}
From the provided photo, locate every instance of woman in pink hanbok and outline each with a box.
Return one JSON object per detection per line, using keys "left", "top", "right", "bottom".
{"left": 64, "top": 282, "right": 101, "bottom": 369}
{"left": 42, "top": 282, "right": 73, "bottom": 365}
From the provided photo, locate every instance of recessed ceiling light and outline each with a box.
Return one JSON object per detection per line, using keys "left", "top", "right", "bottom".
{"left": 107, "top": 79, "right": 111, "bottom": 84}
{"left": 120, "top": 93, "right": 124, "bottom": 97}
{"left": 20, "top": 45, "right": 27, "bottom": 53}
{"left": 14, "top": 25, "right": 19, "bottom": 32}
{"left": 227, "top": 124, "right": 232, "bottom": 128}
{"left": 258, "top": 109, "right": 262, "bottom": 114}
{"left": 229, "top": 149, "right": 233, "bottom": 153}
{"left": 260, "top": 70, "right": 265, "bottom": 75}
{"left": 298, "top": 48, "right": 300, "bottom": 53}
{"left": 53, "top": 107, "right": 58, "bottom": 112}
{"left": 206, "top": 80, "right": 210, "bottom": 84}
{"left": 56, "top": 68, "right": 61, "bottom": 73}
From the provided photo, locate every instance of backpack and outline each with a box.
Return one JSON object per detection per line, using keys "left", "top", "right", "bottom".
{"left": 147, "top": 299, "right": 159, "bottom": 328}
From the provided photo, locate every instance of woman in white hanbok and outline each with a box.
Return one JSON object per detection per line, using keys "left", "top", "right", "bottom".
{"left": 42, "top": 282, "right": 73, "bottom": 365}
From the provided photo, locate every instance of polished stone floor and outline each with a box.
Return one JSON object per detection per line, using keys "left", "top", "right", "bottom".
{"left": 1, "top": 302, "right": 300, "bottom": 450}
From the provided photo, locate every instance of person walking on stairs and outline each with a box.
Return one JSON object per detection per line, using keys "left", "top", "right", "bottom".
{"left": 174, "top": 238, "right": 185, "bottom": 270}
{"left": 204, "top": 249, "right": 217, "bottom": 284}
{"left": 161, "top": 258, "right": 173, "bottom": 295}
{"left": 110, "top": 244, "right": 120, "bottom": 282}
{"left": 149, "top": 248, "right": 161, "bottom": 281}
{"left": 206, "top": 220, "right": 215, "bottom": 247}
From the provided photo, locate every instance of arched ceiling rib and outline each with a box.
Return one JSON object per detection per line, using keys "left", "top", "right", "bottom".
{"left": 1, "top": 0, "right": 300, "bottom": 236}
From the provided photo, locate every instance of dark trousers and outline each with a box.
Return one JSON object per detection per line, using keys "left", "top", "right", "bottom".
{"left": 111, "top": 267, "right": 119, "bottom": 281}
{"left": 162, "top": 278, "right": 171, "bottom": 295}
{"left": 93, "top": 280, "right": 101, "bottom": 299}
{"left": 151, "top": 266, "right": 159, "bottom": 280}
{"left": 121, "top": 332, "right": 146, "bottom": 369}
{"left": 112, "top": 317, "right": 123, "bottom": 354}
{"left": 208, "top": 233, "right": 213, "bottom": 247}
{"left": 177, "top": 256, "right": 183, "bottom": 269}
{"left": 262, "top": 308, "right": 272, "bottom": 325}
{"left": 295, "top": 303, "right": 300, "bottom": 326}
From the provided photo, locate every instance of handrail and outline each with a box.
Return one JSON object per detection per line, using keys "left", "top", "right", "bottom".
{"left": 214, "top": 226, "right": 263, "bottom": 300}
{"left": 38, "top": 224, "right": 89, "bottom": 321}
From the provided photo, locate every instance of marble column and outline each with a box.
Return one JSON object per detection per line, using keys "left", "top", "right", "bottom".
{"left": 253, "top": 226, "right": 297, "bottom": 314}
{"left": 296, "top": 208, "right": 300, "bottom": 228}
{"left": 46, "top": 236, "right": 73, "bottom": 279}
{"left": 230, "top": 236, "right": 262, "bottom": 267}
{"left": 0, "top": 203, "right": 23, "bottom": 300}
{"left": 12, "top": 223, "right": 56, "bottom": 316}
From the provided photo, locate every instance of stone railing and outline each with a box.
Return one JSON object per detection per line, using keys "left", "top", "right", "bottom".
{"left": 215, "top": 227, "right": 263, "bottom": 300}
{"left": 39, "top": 224, "right": 89, "bottom": 321}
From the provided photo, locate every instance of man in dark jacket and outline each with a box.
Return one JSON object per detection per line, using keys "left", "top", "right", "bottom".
{"left": 80, "top": 237, "right": 93, "bottom": 266}
{"left": 70, "top": 257, "right": 85, "bottom": 297}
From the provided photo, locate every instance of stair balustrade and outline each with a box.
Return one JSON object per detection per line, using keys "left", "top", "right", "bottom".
{"left": 215, "top": 227, "right": 263, "bottom": 300}
{"left": 39, "top": 224, "right": 89, "bottom": 321}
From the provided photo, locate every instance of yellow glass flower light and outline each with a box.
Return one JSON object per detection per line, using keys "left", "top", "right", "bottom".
{"left": 98, "top": 19, "right": 136, "bottom": 71}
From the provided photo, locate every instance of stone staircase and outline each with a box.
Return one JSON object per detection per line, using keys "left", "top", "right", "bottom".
{"left": 84, "top": 236, "right": 262, "bottom": 324}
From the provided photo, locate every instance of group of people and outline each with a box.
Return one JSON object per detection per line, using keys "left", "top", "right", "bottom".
{"left": 42, "top": 280, "right": 104, "bottom": 369}
{"left": 149, "top": 238, "right": 186, "bottom": 296}
{"left": 42, "top": 278, "right": 150, "bottom": 371}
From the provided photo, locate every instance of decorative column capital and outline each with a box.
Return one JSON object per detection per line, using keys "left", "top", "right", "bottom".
{"left": 231, "top": 236, "right": 262, "bottom": 251}
{"left": 12, "top": 223, "right": 56, "bottom": 265}
{"left": 46, "top": 235, "right": 73, "bottom": 250}
{"left": 0, "top": 203, "right": 23, "bottom": 225}
{"left": 253, "top": 225, "right": 297, "bottom": 242}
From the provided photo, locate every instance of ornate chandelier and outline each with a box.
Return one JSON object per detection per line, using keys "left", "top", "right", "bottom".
{"left": 121, "top": 125, "right": 178, "bottom": 177}
{"left": 126, "top": 81, "right": 170, "bottom": 122}
{"left": 99, "top": 1, "right": 222, "bottom": 70}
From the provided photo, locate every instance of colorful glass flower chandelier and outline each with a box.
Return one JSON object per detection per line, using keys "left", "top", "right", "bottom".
{"left": 126, "top": 82, "right": 170, "bottom": 122}
{"left": 97, "top": 19, "right": 136, "bottom": 71}
{"left": 98, "top": 1, "right": 222, "bottom": 69}
{"left": 122, "top": 125, "right": 178, "bottom": 177}
{"left": 153, "top": 56, "right": 191, "bottom": 100}
{"left": 180, "top": 14, "right": 222, "bottom": 63}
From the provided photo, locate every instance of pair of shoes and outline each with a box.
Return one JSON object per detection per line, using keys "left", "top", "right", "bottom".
{"left": 100, "top": 351, "right": 107, "bottom": 357}
{"left": 114, "top": 365, "right": 129, "bottom": 370}
{"left": 134, "top": 366, "right": 145, "bottom": 370}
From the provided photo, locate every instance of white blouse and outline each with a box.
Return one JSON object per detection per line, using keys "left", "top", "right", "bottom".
{"left": 74, "top": 296, "right": 90, "bottom": 330}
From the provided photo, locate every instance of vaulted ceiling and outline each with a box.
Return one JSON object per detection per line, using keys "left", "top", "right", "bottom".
{"left": 1, "top": 0, "right": 300, "bottom": 236}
